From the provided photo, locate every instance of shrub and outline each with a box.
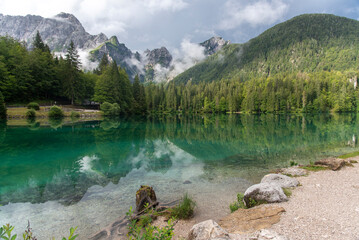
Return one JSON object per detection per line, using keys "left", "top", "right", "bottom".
{"left": 170, "top": 193, "right": 196, "bottom": 219}
{"left": 126, "top": 206, "right": 174, "bottom": 240}
{"left": 26, "top": 109, "right": 36, "bottom": 119}
{"left": 70, "top": 111, "right": 81, "bottom": 119}
{"left": 27, "top": 102, "right": 40, "bottom": 111}
{"left": 0, "top": 223, "right": 78, "bottom": 240}
{"left": 110, "top": 103, "right": 121, "bottom": 116}
{"left": 229, "top": 193, "right": 246, "bottom": 212}
{"left": 48, "top": 106, "right": 64, "bottom": 118}
{"left": 0, "top": 91, "right": 6, "bottom": 119}
{"left": 100, "top": 102, "right": 121, "bottom": 116}
{"left": 289, "top": 161, "right": 298, "bottom": 166}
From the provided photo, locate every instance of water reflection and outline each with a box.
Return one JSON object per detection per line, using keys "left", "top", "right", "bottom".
{"left": 1, "top": 114, "right": 359, "bottom": 206}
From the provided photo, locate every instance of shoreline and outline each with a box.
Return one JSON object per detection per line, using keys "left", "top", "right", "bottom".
{"left": 167, "top": 156, "right": 359, "bottom": 240}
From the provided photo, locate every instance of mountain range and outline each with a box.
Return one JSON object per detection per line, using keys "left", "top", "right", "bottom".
{"left": 0, "top": 12, "right": 229, "bottom": 82}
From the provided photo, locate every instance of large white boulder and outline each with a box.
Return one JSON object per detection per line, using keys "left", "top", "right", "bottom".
{"left": 261, "top": 174, "right": 299, "bottom": 188}
{"left": 244, "top": 183, "right": 288, "bottom": 207}
{"left": 188, "top": 220, "right": 231, "bottom": 240}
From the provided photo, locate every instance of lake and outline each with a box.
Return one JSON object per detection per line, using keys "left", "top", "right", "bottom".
{"left": 0, "top": 114, "right": 358, "bottom": 239}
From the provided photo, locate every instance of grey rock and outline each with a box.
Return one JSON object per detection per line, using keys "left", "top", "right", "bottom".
{"left": 261, "top": 174, "right": 299, "bottom": 188}
{"left": 281, "top": 166, "right": 307, "bottom": 176}
{"left": 188, "top": 220, "right": 231, "bottom": 240}
{"left": 145, "top": 47, "right": 173, "bottom": 68}
{"left": 244, "top": 183, "right": 288, "bottom": 207}
{"left": 0, "top": 12, "right": 107, "bottom": 52}
{"left": 254, "top": 229, "right": 289, "bottom": 240}
{"left": 183, "top": 180, "right": 192, "bottom": 184}
{"left": 200, "top": 36, "right": 230, "bottom": 55}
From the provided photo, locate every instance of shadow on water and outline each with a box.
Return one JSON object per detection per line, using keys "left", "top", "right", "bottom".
{"left": 1, "top": 113, "right": 359, "bottom": 205}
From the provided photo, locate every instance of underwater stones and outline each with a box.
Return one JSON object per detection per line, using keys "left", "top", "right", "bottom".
{"left": 244, "top": 183, "right": 288, "bottom": 207}
{"left": 261, "top": 174, "right": 299, "bottom": 188}
{"left": 188, "top": 220, "right": 231, "bottom": 240}
{"left": 135, "top": 185, "right": 157, "bottom": 212}
{"left": 183, "top": 180, "right": 192, "bottom": 184}
{"left": 315, "top": 158, "right": 345, "bottom": 171}
{"left": 219, "top": 205, "right": 285, "bottom": 234}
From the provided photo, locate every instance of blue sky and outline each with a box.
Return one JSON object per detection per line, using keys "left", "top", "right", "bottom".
{"left": 1, "top": 0, "right": 359, "bottom": 51}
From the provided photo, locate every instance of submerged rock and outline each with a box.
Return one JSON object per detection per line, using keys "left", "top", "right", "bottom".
{"left": 315, "top": 158, "right": 345, "bottom": 171}
{"left": 244, "top": 183, "right": 288, "bottom": 207}
{"left": 219, "top": 205, "right": 285, "bottom": 234}
{"left": 188, "top": 220, "right": 231, "bottom": 240}
{"left": 280, "top": 166, "right": 307, "bottom": 176}
{"left": 261, "top": 174, "right": 299, "bottom": 188}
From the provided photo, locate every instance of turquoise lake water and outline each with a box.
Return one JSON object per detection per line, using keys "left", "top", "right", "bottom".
{"left": 1, "top": 114, "right": 359, "bottom": 238}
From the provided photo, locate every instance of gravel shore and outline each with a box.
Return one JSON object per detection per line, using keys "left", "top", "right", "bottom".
{"left": 269, "top": 158, "right": 359, "bottom": 240}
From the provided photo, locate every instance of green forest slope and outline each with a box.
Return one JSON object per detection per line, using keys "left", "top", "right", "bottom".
{"left": 174, "top": 14, "right": 359, "bottom": 84}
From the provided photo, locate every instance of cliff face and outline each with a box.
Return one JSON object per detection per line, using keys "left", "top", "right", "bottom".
{"left": 0, "top": 12, "right": 107, "bottom": 51}
{"left": 200, "top": 36, "right": 230, "bottom": 55}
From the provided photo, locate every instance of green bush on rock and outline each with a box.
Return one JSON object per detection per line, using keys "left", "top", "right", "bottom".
{"left": 48, "top": 106, "right": 64, "bottom": 118}
{"left": 27, "top": 102, "right": 40, "bottom": 111}
{"left": 100, "top": 102, "right": 121, "bottom": 116}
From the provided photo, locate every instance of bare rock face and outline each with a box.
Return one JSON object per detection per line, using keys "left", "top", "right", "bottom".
{"left": 261, "top": 174, "right": 299, "bottom": 188}
{"left": 281, "top": 166, "right": 307, "bottom": 176}
{"left": 135, "top": 185, "right": 157, "bottom": 212}
{"left": 244, "top": 183, "right": 288, "bottom": 207}
{"left": 188, "top": 220, "right": 231, "bottom": 240}
{"left": 219, "top": 205, "right": 285, "bottom": 234}
{"left": 145, "top": 47, "right": 173, "bottom": 68}
{"left": 0, "top": 12, "right": 107, "bottom": 51}
{"left": 315, "top": 158, "right": 345, "bottom": 171}
{"left": 200, "top": 36, "right": 230, "bottom": 55}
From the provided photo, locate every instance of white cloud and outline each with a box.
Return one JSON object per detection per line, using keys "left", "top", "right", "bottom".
{"left": 219, "top": 0, "right": 289, "bottom": 30}
{"left": 151, "top": 38, "right": 207, "bottom": 82}
{"left": 0, "top": 0, "right": 189, "bottom": 39}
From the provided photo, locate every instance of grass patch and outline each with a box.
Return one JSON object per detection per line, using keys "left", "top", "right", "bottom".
{"left": 300, "top": 165, "right": 328, "bottom": 172}
{"left": 338, "top": 151, "right": 359, "bottom": 159}
{"left": 282, "top": 188, "right": 292, "bottom": 197}
{"left": 170, "top": 193, "right": 196, "bottom": 219}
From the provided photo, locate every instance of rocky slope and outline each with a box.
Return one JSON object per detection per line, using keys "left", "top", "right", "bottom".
{"left": 200, "top": 36, "right": 230, "bottom": 55}
{"left": 0, "top": 12, "right": 107, "bottom": 52}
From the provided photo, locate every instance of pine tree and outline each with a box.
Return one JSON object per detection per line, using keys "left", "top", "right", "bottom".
{"left": 62, "top": 41, "right": 83, "bottom": 104}
{"left": 33, "top": 31, "right": 46, "bottom": 51}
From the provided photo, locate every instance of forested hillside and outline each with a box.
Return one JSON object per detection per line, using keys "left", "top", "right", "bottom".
{"left": 1, "top": 14, "right": 359, "bottom": 115}
{"left": 174, "top": 14, "right": 359, "bottom": 84}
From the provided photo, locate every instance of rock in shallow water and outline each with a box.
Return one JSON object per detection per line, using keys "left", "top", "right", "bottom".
{"left": 261, "top": 174, "right": 299, "bottom": 188}
{"left": 244, "top": 183, "right": 288, "bottom": 207}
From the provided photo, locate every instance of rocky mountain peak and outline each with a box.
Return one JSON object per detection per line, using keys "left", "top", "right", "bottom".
{"left": 200, "top": 36, "right": 230, "bottom": 55}
{"left": 54, "top": 12, "right": 81, "bottom": 26}
{"left": 145, "top": 46, "right": 172, "bottom": 68}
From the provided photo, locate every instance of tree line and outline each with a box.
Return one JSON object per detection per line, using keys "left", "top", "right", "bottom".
{"left": 0, "top": 33, "right": 358, "bottom": 117}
